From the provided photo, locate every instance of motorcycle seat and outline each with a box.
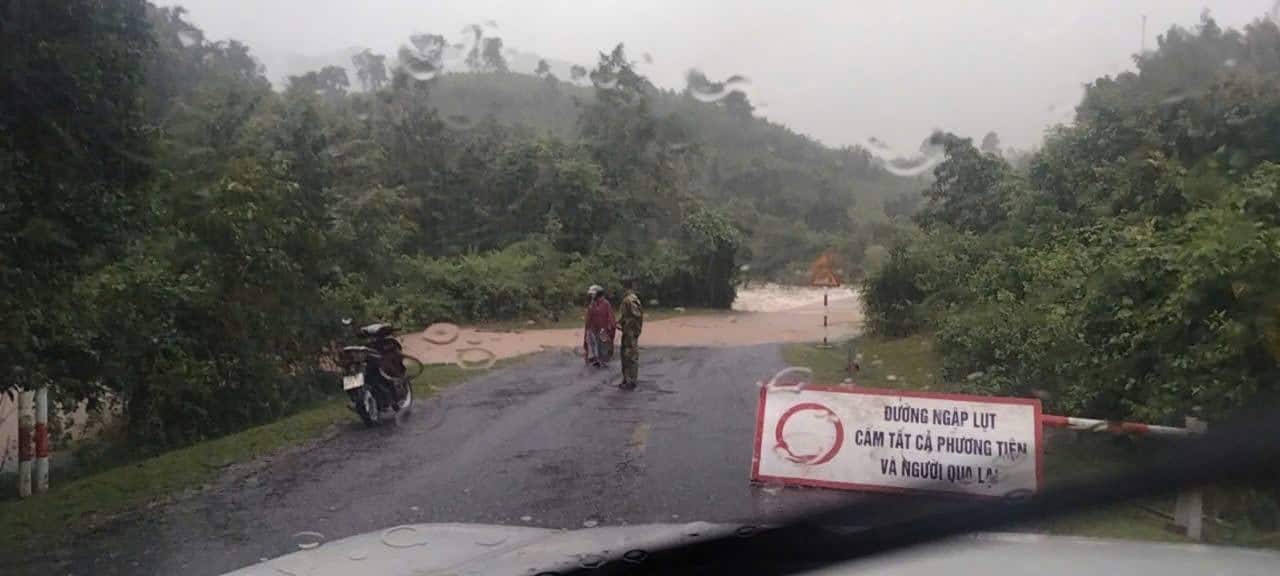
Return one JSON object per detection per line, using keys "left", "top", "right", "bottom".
{"left": 359, "top": 323, "right": 395, "bottom": 338}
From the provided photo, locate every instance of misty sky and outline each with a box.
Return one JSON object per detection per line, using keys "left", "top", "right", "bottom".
{"left": 159, "top": 1, "right": 1277, "bottom": 153}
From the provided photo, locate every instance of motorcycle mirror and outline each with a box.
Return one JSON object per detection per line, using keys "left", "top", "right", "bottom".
{"left": 341, "top": 317, "right": 353, "bottom": 326}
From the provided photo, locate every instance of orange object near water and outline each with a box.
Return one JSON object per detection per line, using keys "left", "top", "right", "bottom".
{"left": 809, "top": 250, "right": 842, "bottom": 288}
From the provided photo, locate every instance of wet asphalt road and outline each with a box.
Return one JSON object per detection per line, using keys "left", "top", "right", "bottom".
{"left": 33, "top": 345, "right": 875, "bottom": 576}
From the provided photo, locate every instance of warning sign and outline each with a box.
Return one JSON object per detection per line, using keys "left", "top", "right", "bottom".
{"left": 752, "top": 385, "right": 1042, "bottom": 497}
{"left": 809, "top": 251, "right": 842, "bottom": 287}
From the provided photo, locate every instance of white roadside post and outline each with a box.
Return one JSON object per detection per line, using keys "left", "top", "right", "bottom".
{"left": 35, "top": 386, "right": 49, "bottom": 493}
{"left": 17, "top": 389, "right": 34, "bottom": 498}
{"left": 809, "top": 252, "right": 839, "bottom": 349}
{"left": 1173, "top": 416, "right": 1208, "bottom": 540}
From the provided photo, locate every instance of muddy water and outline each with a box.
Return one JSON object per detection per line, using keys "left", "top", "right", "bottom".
{"left": 731, "top": 283, "right": 856, "bottom": 312}
{"left": 401, "top": 285, "right": 862, "bottom": 366}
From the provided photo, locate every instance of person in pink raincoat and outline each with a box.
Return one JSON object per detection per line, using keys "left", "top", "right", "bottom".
{"left": 583, "top": 284, "right": 616, "bottom": 367}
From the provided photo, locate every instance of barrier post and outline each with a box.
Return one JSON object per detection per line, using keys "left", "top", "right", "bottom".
{"left": 845, "top": 339, "right": 855, "bottom": 381}
{"left": 821, "top": 289, "right": 830, "bottom": 348}
{"left": 17, "top": 389, "right": 33, "bottom": 498}
{"left": 35, "top": 386, "right": 49, "bottom": 493}
{"left": 1173, "top": 416, "right": 1208, "bottom": 540}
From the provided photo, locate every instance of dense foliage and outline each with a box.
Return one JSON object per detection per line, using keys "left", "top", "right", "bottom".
{"left": 863, "top": 13, "right": 1280, "bottom": 425}
{"left": 426, "top": 64, "right": 919, "bottom": 281}
{"left": 2, "top": 2, "right": 910, "bottom": 446}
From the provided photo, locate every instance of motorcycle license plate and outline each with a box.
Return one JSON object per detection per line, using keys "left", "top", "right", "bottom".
{"left": 343, "top": 373, "right": 364, "bottom": 391}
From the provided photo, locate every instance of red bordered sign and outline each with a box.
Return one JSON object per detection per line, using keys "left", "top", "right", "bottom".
{"left": 752, "top": 385, "right": 1043, "bottom": 498}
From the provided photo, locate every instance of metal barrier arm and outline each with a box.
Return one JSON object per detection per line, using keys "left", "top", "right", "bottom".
{"left": 1040, "top": 414, "right": 1200, "bottom": 438}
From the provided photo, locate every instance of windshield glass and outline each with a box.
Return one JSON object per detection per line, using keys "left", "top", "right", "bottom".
{"left": 3, "top": 1, "right": 1280, "bottom": 575}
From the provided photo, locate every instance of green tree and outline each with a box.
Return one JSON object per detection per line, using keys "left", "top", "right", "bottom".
{"left": 915, "top": 132, "right": 1014, "bottom": 233}
{"left": 0, "top": 0, "right": 154, "bottom": 399}
{"left": 866, "top": 11, "right": 1280, "bottom": 427}
{"left": 289, "top": 65, "right": 350, "bottom": 104}
{"left": 980, "top": 131, "right": 1001, "bottom": 156}
{"left": 721, "top": 90, "right": 754, "bottom": 121}
{"left": 482, "top": 37, "right": 509, "bottom": 73}
{"left": 463, "top": 24, "right": 484, "bottom": 71}
{"left": 352, "top": 49, "right": 388, "bottom": 92}
{"left": 578, "top": 44, "right": 658, "bottom": 186}
{"left": 3, "top": 5, "right": 920, "bottom": 447}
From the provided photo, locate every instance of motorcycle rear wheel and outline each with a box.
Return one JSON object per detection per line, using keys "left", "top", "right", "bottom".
{"left": 350, "top": 387, "right": 380, "bottom": 427}
{"left": 398, "top": 383, "right": 413, "bottom": 412}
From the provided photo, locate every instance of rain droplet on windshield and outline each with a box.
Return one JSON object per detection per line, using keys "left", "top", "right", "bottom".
{"left": 476, "top": 535, "right": 508, "bottom": 547}
{"left": 760, "top": 478, "right": 786, "bottom": 495}
{"left": 868, "top": 132, "right": 948, "bottom": 177}
{"left": 381, "top": 525, "right": 430, "bottom": 548}
{"left": 1003, "top": 488, "right": 1034, "bottom": 502}
{"left": 881, "top": 155, "right": 942, "bottom": 177}
{"left": 347, "top": 547, "right": 369, "bottom": 561}
{"left": 765, "top": 366, "right": 812, "bottom": 392}
{"left": 292, "top": 531, "right": 324, "bottom": 550}
{"left": 398, "top": 37, "right": 443, "bottom": 82}
{"left": 578, "top": 554, "right": 607, "bottom": 569}
{"left": 582, "top": 518, "right": 600, "bottom": 528}
{"left": 403, "top": 64, "right": 439, "bottom": 82}
{"left": 177, "top": 29, "right": 200, "bottom": 48}
{"left": 685, "top": 69, "right": 751, "bottom": 103}
{"left": 622, "top": 550, "right": 649, "bottom": 564}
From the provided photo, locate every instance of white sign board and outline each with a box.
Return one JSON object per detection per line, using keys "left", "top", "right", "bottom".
{"left": 752, "top": 385, "right": 1043, "bottom": 497}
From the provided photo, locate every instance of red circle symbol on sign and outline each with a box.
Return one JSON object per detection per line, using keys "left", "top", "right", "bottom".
{"left": 774, "top": 402, "right": 844, "bottom": 465}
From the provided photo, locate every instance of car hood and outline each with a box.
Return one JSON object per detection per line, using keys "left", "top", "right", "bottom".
{"left": 222, "top": 522, "right": 1280, "bottom": 576}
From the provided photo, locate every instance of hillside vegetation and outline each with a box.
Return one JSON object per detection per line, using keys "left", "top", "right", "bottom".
{"left": 2, "top": 2, "right": 913, "bottom": 448}
{"left": 425, "top": 63, "right": 921, "bottom": 281}
{"left": 864, "top": 13, "right": 1280, "bottom": 425}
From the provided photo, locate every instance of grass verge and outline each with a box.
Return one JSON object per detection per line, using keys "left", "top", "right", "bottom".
{"left": 782, "top": 332, "right": 942, "bottom": 390}
{"left": 0, "top": 358, "right": 520, "bottom": 553}
{"left": 782, "top": 335, "right": 1278, "bottom": 548}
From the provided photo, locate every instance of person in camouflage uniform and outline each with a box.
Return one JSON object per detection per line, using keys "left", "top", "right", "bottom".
{"left": 618, "top": 276, "right": 643, "bottom": 390}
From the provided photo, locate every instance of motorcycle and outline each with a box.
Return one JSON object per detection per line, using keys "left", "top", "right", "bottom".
{"left": 338, "top": 321, "right": 413, "bottom": 426}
